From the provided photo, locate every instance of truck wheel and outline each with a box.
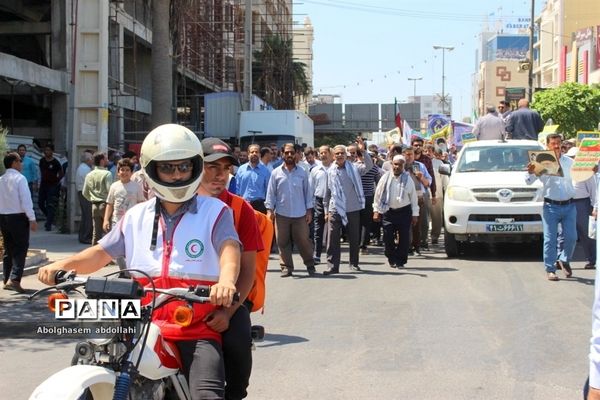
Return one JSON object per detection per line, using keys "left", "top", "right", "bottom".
{"left": 444, "top": 231, "right": 459, "bottom": 258}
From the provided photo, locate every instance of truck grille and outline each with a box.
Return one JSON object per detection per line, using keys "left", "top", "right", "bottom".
{"left": 470, "top": 187, "right": 538, "bottom": 202}
{"left": 468, "top": 214, "right": 542, "bottom": 222}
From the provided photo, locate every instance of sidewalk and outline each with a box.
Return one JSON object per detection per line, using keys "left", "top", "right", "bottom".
{"left": 0, "top": 229, "right": 89, "bottom": 282}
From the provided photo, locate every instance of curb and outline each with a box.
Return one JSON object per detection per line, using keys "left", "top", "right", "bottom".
{"left": 0, "top": 249, "right": 48, "bottom": 281}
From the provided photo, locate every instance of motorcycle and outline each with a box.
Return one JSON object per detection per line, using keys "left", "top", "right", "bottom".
{"left": 28, "top": 270, "right": 263, "bottom": 400}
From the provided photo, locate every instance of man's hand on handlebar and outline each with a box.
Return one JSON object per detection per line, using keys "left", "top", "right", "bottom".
{"left": 210, "top": 281, "right": 237, "bottom": 307}
{"left": 38, "top": 263, "right": 67, "bottom": 286}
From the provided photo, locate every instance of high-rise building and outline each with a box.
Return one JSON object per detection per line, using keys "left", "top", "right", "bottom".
{"left": 293, "top": 17, "right": 314, "bottom": 114}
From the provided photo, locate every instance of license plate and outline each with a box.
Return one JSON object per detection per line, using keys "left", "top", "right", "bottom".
{"left": 486, "top": 223, "right": 524, "bottom": 232}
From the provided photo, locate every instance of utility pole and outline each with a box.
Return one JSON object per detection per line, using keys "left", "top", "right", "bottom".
{"left": 433, "top": 45, "right": 454, "bottom": 115}
{"left": 407, "top": 77, "right": 423, "bottom": 99}
{"left": 243, "top": 0, "right": 253, "bottom": 112}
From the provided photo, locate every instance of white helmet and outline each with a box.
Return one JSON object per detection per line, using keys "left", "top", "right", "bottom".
{"left": 140, "top": 124, "right": 203, "bottom": 203}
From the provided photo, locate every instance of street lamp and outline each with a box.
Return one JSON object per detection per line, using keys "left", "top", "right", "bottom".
{"left": 433, "top": 45, "right": 454, "bottom": 115}
{"left": 407, "top": 77, "right": 423, "bottom": 99}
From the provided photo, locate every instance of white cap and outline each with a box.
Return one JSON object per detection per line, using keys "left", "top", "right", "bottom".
{"left": 393, "top": 155, "right": 405, "bottom": 163}
{"left": 566, "top": 147, "right": 578, "bottom": 158}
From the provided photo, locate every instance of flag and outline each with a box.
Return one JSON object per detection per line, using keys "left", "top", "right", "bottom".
{"left": 403, "top": 119, "right": 412, "bottom": 145}
{"left": 427, "top": 114, "right": 451, "bottom": 136}
{"left": 471, "top": 108, "right": 479, "bottom": 124}
{"left": 395, "top": 98, "right": 403, "bottom": 137}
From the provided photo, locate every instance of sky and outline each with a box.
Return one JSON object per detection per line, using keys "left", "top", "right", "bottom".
{"left": 293, "top": 0, "right": 545, "bottom": 121}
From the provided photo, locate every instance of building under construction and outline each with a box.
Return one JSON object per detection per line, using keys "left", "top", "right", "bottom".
{"left": 0, "top": 0, "right": 295, "bottom": 231}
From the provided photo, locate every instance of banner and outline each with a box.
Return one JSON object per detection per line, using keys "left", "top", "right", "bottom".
{"left": 427, "top": 114, "right": 450, "bottom": 136}
{"left": 576, "top": 131, "right": 600, "bottom": 147}
{"left": 572, "top": 138, "right": 600, "bottom": 182}
{"left": 452, "top": 121, "right": 475, "bottom": 147}
{"left": 461, "top": 132, "right": 477, "bottom": 144}
{"left": 538, "top": 124, "right": 559, "bottom": 145}
{"left": 384, "top": 127, "right": 402, "bottom": 146}
{"left": 431, "top": 124, "right": 450, "bottom": 142}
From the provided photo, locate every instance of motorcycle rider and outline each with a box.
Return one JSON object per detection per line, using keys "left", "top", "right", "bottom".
{"left": 38, "top": 124, "right": 241, "bottom": 400}
{"left": 197, "top": 137, "right": 263, "bottom": 400}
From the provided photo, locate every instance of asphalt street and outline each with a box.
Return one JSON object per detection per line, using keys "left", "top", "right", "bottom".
{"left": 0, "top": 231, "right": 596, "bottom": 399}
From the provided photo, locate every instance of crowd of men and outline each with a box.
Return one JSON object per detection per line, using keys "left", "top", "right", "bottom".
{"left": 2, "top": 101, "right": 594, "bottom": 290}
{"left": 224, "top": 136, "right": 453, "bottom": 274}
{"left": 3, "top": 108, "right": 600, "bottom": 397}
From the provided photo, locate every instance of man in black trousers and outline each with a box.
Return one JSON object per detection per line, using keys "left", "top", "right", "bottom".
{"left": 373, "top": 155, "right": 419, "bottom": 269}
{"left": 0, "top": 152, "right": 38, "bottom": 292}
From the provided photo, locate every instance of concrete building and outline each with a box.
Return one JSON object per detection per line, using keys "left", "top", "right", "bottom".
{"left": 0, "top": 0, "right": 295, "bottom": 232}
{"left": 533, "top": 0, "right": 600, "bottom": 89}
{"left": 293, "top": 17, "right": 314, "bottom": 114}
{"left": 472, "top": 31, "right": 530, "bottom": 117}
{"left": 407, "top": 95, "right": 452, "bottom": 121}
{"left": 476, "top": 60, "right": 529, "bottom": 115}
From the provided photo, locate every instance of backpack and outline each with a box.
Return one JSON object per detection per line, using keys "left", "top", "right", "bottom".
{"left": 230, "top": 195, "right": 273, "bottom": 313}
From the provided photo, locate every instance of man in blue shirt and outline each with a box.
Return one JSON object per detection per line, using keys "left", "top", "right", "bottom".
{"left": 323, "top": 145, "right": 366, "bottom": 275}
{"left": 402, "top": 146, "right": 432, "bottom": 255}
{"left": 525, "top": 133, "right": 576, "bottom": 281}
{"left": 17, "top": 144, "right": 39, "bottom": 197}
{"left": 235, "top": 144, "right": 271, "bottom": 214}
{"left": 265, "top": 143, "right": 315, "bottom": 277}
{"left": 506, "top": 98, "right": 544, "bottom": 140}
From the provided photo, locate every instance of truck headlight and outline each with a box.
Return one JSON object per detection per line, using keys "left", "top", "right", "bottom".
{"left": 446, "top": 186, "right": 473, "bottom": 201}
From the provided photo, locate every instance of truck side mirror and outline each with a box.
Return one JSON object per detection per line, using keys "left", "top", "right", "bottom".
{"left": 439, "top": 164, "right": 451, "bottom": 176}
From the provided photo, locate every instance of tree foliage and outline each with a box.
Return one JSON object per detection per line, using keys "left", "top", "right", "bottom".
{"left": 533, "top": 83, "right": 600, "bottom": 138}
{"left": 252, "top": 35, "right": 309, "bottom": 109}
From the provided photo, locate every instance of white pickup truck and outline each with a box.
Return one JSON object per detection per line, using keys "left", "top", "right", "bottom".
{"left": 441, "top": 139, "right": 545, "bottom": 257}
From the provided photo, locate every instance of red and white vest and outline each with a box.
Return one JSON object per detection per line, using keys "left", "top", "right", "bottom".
{"left": 120, "top": 196, "right": 228, "bottom": 342}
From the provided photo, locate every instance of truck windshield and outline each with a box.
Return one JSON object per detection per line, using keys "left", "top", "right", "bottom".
{"left": 456, "top": 145, "right": 542, "bottom": 172}
{"left": 239, "top": 135, "right": 296, "bottom": 151}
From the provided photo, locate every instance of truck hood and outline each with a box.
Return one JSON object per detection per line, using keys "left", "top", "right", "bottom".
{"left": 448, "top": 171, "right": 543, "bottom": 188}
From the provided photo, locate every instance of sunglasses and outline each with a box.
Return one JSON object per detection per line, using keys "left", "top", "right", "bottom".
{"left": 156, "top": 161, "right": 193, "bottom": 175}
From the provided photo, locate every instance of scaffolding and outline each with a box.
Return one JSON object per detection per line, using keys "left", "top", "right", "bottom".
{"left": 102, "top": 0, "right": 295, "bottom": 145}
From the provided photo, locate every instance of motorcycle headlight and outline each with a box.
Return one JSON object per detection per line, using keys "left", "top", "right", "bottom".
{"left": 446, "top": 186, "right": 473, "bottom": 201}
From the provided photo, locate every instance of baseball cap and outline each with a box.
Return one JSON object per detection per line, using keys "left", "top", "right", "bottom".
{"left": 566, "top": 147, "right": 579, "bottom": 158}
{"left": 201, "top": 138, "right": 239, "bottom": 166}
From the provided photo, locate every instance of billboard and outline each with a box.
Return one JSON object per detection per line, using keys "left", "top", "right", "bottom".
{"left": 487, "top": 35, "right": 529, "bottom": 61}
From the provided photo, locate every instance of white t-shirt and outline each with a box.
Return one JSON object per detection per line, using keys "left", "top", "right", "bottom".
{"left": 106, "top": 180, "right": 145, "bottom": 225}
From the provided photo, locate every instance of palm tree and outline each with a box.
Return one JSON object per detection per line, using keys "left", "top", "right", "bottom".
{"left": 252, "top": 35, "right": 309, "bottom": 109}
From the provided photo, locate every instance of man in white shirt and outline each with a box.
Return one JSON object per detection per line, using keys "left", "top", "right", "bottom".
{"left": 373, "top": 155, "right": 419, "bottom": 268}
{"left": 473, "top": 105, "right": 506, "bottom": 141}
{"left": 76, "top": 150, "right": 93, "bottom": 244}
{"left": 309, "top": 145, "right": 332, "bottom": 264}
{"left": 0, "top": 152, "right": 38, "bottom": 292}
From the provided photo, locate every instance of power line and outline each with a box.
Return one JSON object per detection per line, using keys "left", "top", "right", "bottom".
{"left": 301, "top": 0, "right": 528, "bottom": 22}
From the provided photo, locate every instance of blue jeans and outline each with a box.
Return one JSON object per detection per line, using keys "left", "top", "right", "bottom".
{"left": 543, "top": 202, "right": 576, "bottom": 272}
{"left": 574, "top": 198, "right": 596, "bottom": 265}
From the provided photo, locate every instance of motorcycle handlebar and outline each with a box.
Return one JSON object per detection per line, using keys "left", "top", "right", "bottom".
{"left": 43, "top": 271, "right": 240, "bottom": 305}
